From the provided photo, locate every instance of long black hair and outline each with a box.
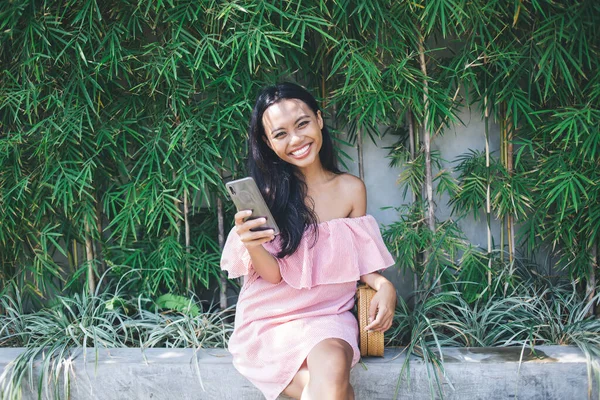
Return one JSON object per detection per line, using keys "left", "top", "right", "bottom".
{"left": 247, "top": 82, "right": 343, "bottom": 258}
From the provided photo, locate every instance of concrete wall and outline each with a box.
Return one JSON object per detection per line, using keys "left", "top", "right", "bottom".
{"left": 335, "top": 103, "right": 505, "bottom": 298}
{"left": 432, "top": 104, "right": 502, "bottom": 247}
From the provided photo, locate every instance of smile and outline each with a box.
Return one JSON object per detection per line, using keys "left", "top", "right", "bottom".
{"left": 290, "top": 143, "right": 312, "bottom": 158}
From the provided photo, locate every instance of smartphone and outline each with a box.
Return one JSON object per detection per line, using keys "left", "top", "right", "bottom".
{"left": 225, "top": 177, "right": 280, "bottom": 235}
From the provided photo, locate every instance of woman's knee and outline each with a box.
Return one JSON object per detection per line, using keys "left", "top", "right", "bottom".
{"left": 307, "top": 339, "right": 353, "bottom": 384}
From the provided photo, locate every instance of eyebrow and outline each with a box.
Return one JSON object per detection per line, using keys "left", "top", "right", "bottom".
{"left": 271, "top": 115, "right": 309, "bottom": 135}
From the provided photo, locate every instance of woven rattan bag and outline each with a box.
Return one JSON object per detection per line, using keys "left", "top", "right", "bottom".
{"left": 356, "top": 284, "right": 384, "bottom": 357}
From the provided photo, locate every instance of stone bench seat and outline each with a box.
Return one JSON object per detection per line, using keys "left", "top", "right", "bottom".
{"left": 1, "top": 346, "right": 597, "bottom": 399}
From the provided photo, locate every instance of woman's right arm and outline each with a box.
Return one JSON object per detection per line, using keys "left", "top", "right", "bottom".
{"left": 234, "top": 210, "right": 282, "bottom": 284}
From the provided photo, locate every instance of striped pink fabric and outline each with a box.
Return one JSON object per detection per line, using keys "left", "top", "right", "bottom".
{"left": 221, "top": 214, "right": 395, "bottom": 400}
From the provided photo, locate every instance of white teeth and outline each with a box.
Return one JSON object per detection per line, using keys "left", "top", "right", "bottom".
{"left": 291, "top": 144, "right": 310, "bottom": 156}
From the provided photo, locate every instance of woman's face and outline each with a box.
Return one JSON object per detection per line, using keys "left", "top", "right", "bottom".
{"left": 261, "top": 99, "right": 323, "bottom": 168}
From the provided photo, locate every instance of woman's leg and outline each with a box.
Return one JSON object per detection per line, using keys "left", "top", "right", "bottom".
{"left": 301, "top": 338, "right": 355, "bottom": 400}
{"left": 282, "top": 359, "right": 310, "bottom": 399}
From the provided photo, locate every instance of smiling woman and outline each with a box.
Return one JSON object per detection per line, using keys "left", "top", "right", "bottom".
{"left": 261, "top": 99, "right": 324, "bottom": 167}
{"left": 221, "top": 82, "right": 397, "bottom": 400}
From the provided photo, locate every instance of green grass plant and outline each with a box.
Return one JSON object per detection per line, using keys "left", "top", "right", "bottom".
{"left": 0, "top": 277, "right": 233, "bottom": 400}
{"left": 385, "top": 265, "right": 600, "bottom": 399}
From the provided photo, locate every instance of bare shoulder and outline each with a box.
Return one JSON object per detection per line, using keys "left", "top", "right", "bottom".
{"left": 337, "top": 173, "right": 365, "bottom": 194}
{"left": 336, "top": 173, "right": 367, "bottom": 217}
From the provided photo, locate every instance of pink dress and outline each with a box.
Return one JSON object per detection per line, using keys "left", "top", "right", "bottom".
{"left": 220, "top": 214, "right": 395, "bottom": 400}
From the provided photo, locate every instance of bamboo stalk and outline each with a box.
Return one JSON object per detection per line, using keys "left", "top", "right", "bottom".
{"left": 94, "top": 192, "right": 105, "bottom": 277}
{"left": 357, "top": 127, "right": 364, "bottom": 180}
{"left": 218, "top": 196, "right": 227, "bottom": 310}
{"left": 506, "top": 115, "right": 515, "bottom": 264}
{"left": 175, "top": 172, "right": 182, "bottom": 241}
{"left": 68, "top": 239, "right": 75, "bottom": 270}
{"left": 418, "top": 35, "right": 436, "bottom": 290}
{"left": 408, "top": 109, "right": 416, "bottom": 205}
{"left": 407, "top": 109, "right": 419, "bottom": 294}
{"left": 74, "top": 240, "right": 78, "bottom": 266}
{"left": 587, "top": 242, "right": 597, "bottom": 317}
{"left": 500, "top": 108, "right": 505, "bottom": 263}
{"left": 503, "top": 102, "right": 517, "bottom": 295}
{"left": 501, "top": 105, "right": 511, "bottom": 296}
{"left": 484, "top": 96, "right": 492, "bottom": 287}
{"left": 84, "top": 219, "right": 96, "bottom": 295}
{"left": 184, "top": 188, "right": 191, "bottom": 292}
{"left": 418, "top": 37, "right": 435, "bottom": 234}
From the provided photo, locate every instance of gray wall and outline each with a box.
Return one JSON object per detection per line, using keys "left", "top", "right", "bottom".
{"left": 336, "top": 101, "right": 508, "bottom": 298}
{"left": 433, "top": 103, "right": 503, "bottom": 247}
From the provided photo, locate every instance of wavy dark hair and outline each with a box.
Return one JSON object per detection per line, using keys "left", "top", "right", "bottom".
{"left": 247, "top": 82, "right": 343, "bottom": 258}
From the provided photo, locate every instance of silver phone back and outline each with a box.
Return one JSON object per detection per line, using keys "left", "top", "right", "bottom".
{"left": 226, "top": 177, "right": 280, "bottom": 235}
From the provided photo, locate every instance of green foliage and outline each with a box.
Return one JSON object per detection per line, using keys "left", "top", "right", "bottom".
{"left": 383, "top": 0, "right": 600, "bottom": 295}
{"left": 381, "top": 205, "right": 467, "bottom": 288}
{"left": 521, "top": 107, "right": 600, "bottom": 279}
{"left": 450, "top": 1, "right": 600, "bottom": 282}
{"left": 0, "top": 0, "right": 599, "bottom": 362}
{"left": 156, "top": 293, "right": 200, "bottom": 317}
{"left": 386, "top": 269, "right": 600, "bottom": 399}
{"left": 450, "top": 150, "right": 532, "bottom": 221}
{"left": 0, "top": 0, "right": 470, "bottom": 298}
{"left": 0, "top": 281, "right": 232, "bottom": 400}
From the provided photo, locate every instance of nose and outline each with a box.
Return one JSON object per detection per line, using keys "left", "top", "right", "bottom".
{"left": 289, "top": 130, "right": 303, "bottom": 145}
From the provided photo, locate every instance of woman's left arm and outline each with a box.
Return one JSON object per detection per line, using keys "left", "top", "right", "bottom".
{"left": 360, "top": 272, "right": 397, "bottom": 332}
{"left": 345, "top": 174, "right": 397, "bottom": 332}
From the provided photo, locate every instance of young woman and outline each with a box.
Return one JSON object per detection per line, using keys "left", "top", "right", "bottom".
{"left": 221, "top": 82, "right": 397, "bottom": 400}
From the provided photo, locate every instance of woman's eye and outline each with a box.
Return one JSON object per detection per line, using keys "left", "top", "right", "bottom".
{"left": 275, "top": 132, "right": 286, "bottom": 138}
{"left": 298, "top": 121, "right": 309, "bottom": 128}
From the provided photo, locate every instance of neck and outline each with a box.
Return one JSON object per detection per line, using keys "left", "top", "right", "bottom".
{"left": 296, "top": 159, "right": 331, "bottom": 187}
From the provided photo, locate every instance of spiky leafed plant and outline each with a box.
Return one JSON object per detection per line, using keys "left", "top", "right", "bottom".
{"left": 386, "top": 271, "right": 600, "bottom": 400}
{"left": 0, "top": 278, "right": 233, "bottom": 400}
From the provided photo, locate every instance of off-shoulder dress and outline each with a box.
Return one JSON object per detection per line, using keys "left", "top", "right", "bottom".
{"left": 220, "top": 214, "right": 396, "bottom": 400}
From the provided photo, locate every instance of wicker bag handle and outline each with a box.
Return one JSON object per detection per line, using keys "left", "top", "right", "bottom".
{"left": 356, "top": 284, "right": 384, "bottom": 357}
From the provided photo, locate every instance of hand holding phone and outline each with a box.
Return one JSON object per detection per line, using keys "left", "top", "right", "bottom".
{"left": 233, "top": 210, "right": 276, "bottom": 248}
{"left": 226, "top": 177, "right": 280, "bottom": 247}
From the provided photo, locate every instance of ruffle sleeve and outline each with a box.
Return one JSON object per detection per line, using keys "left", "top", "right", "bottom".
{"left": 262, "top": 215, "right": 395, "bottom": 290}
{"left": 220, "top": 227, "right": 255, "bottom": 279}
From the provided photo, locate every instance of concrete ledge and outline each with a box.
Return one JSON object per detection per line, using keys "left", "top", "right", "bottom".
{"left": 1, "top": 346, "right": 598, "bottom": 399}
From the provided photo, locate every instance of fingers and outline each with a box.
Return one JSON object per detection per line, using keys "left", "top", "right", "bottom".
{"left": 364, "top": 308, "right": 393, "bottom": 332}
{"left": 364, "top": 297, "right": 394, "bottom": 332}
{"left": 234, "top": 210, "right": 275, "bottom": 247}
{"left": 368, "top": 297, "right": 378, "bottom": 324}
{"left": 234, "top": 210, "right": 253, "bottom": 226}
